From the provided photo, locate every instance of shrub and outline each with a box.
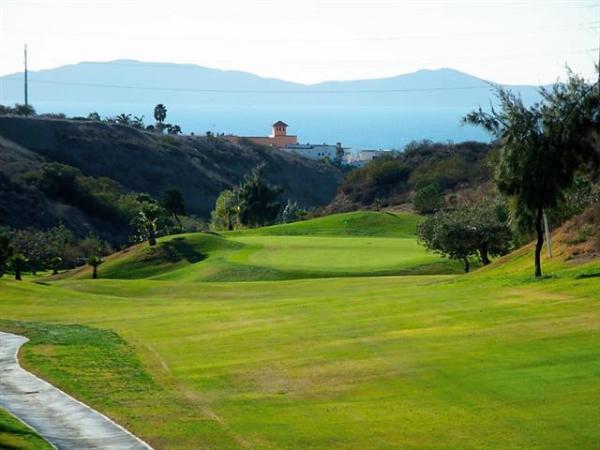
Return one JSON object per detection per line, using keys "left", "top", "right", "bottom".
{"left": 413, "top": 184, "right": 444, "bottom": 214}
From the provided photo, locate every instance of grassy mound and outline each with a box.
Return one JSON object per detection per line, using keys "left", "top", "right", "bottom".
{"left": 65, "top": 212, "right": 461, "bottom": 281}
{"left": 65, "top": 232, "right": 242, "bottom": 280}
{"left": 230, "top": 211, "right": 421, "bottom": 238}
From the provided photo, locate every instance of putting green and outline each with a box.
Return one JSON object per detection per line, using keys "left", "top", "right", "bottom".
{"left": 228, "top": 235, "right": 446, "bottom": 274}
{"left": 65, "top": 212, "right": 462, "bottom": 282}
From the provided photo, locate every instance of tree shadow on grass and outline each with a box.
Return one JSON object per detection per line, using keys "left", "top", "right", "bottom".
{"left": 142, "top": 237, "right": 206, "bottom": 264}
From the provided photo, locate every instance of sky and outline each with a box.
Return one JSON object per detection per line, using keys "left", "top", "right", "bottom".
{"left": 0, "top": 0, "right": 598, "bottom": 85}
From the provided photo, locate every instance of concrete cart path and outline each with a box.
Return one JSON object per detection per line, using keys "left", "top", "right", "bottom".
{"left": 0, "top": 331, "right": 154, "bottom": 450}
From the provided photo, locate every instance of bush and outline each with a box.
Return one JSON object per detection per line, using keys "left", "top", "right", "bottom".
{"left": 413, "top": 184, "right": 444, "bottom": 214}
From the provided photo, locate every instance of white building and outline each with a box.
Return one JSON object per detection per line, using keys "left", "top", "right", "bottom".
{"left": 283, "top": 143, "right": 347, "bottom": 161}
{"left": 347, "top": 149, "right": 400, "bottom": 167}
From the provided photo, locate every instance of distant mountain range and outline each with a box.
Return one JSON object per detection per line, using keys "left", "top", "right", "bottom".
{"left": 0, "top": 60, "right": 542, "bottom": 108}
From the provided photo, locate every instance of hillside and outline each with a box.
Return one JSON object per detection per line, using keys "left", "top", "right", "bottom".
{"left": 0, "top": 116, "right": 342, "bottom": 243}
{"left": 326, "top": 140, "right": 496, "bottom": 212}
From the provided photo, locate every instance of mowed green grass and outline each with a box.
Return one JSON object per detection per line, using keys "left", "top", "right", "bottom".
{"left": 66, "top": 212, "right": 461, "bottom": 282}
{"left": 0, "top": 211, "right": 599, "bottom": 449}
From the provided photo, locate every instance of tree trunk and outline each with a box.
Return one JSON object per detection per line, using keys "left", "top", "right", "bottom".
{"left": 534, "top": 206, "right": 544, "bottom": 278}
{"left": 174, "top": 214, "right": 182, "bottom": 230}
{"left": 148, "top": 228, "right": 157, "bottom": 246}
{"left": 463, "top": 257, "right": 470, "bottom": 273}
{"left": 92, "top": 265, "right": 98, "bottom": 279}
{"left": 15, "top": 267, "right": 21, "bottom": 281}
{"left": 53, "top": 268, "right": 59, "bottom": 275}
{"left": 479, "top": 244, "right": 491, "bottom": 265}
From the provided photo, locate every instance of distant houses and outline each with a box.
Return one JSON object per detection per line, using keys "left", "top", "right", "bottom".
{"left": 223, "top": 121, "right": 347, "bottom": 162}
{"left": 223, "top": 120, "right": 396, "bottom": 165}
{"left": 346, "top": 149, "right": 399, "bottom": 167}
{"left": 284, "top": 143, "right": 347, "bottom": 161}
{"left": 222, "top": 121, "right": 298, "bottom": 148}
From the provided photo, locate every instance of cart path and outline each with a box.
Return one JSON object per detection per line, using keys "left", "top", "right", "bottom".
{"left": 0, "top": 331, "right": 154, "bottom": 450}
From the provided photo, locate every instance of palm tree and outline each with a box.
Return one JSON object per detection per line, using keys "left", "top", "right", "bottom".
{"left": 132, "top": 115, "right": 145, "bottom": 129}
{"left": 154, "top": 104, "right": 167, "bottom": 125}
{"left": 87, "top": 255, "right": 103, "bottom": 279}
{"left": 115, "top": 113, "right": 132, "bottom": 125}
{"left": 138, "top": 204, "right": 161, "bottom": 246}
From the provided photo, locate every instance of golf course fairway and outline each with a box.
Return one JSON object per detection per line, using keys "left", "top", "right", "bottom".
{"left": 0, "top": 211, "right": 599, "bottom": 449}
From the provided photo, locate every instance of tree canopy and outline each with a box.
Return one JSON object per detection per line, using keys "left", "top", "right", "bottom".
{"left": 464, "top": 70, "right": 599, "bottom": 277}
{"left": 237, "top": 165, "right": 283, "bottom": 228}
{"left": 417, "top": 202, "right": 512, "bottom": 273}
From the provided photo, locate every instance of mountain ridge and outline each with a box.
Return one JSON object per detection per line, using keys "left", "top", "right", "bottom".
{"left": 0, "top": 60, "right": 542, "bottom": 106}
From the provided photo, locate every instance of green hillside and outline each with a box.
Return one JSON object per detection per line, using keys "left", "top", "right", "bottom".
{"left": 64, "top": 212, "right": 460, "bottom": 281}
{"left": 1, "top": 211, "right": 599, "bottom": 450}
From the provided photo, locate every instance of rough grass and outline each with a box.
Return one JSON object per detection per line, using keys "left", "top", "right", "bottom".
{"left": 0, "top": 408, "right": 53, "bottom": 450}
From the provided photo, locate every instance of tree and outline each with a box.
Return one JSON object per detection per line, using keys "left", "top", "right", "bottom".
{"left": 115, "top": 113, "right": 132, "bottom": 125}
{"left": 464, "top": 71, "right": 599, "bottom": 277}
{"left": 0, "top": 234, "right": 13, "bottom": 277}
{"left": 87, "top": 112, "right": 101, "bottom": 121}
{"left": 413, "top": 183, "right": 444, "bottom": 214}
{"left": 50, "top": 256, "right": 63, "bottom": 275}
{"left": 87, "top": 255, "right": 103, "bottom": 279}
{"left": 417, "top": 208, "right": 479, "bottom": 273}
{"left": 77, "top": 233, "right": 108, "bottom": 259}
{"left": 162, "top": 189, "right": 186, "bottom": 228}
{"left": 468, "top": 202, "right": 512, "bottom": 265}
{"left": 281, "top": 199, "right": 307, "bottom": 224}
{"left": 132, "top": 115, "right": 145, "bottom": 129}
{"left": 237, "top": 165, "right": 283, "bottom": 228}
{"left": 154, "top": 104, "right": 167, "bottom": 131}
{"left": 45, "top": 224, "right": 74, "bottom": 273}
{"left": 134, "top": 202, "right": 162, "bottom": 246}
{"left": 166, "top": 124, "right": 182, "bottom": 135}
{"left": 211, "top": 189, "right": 239, "bottom": 231}
{"left": 10, "top": 254, "right": 27, "bottom": 281}
{"left": 13, "top": 104, "right": 36, "bottom": 116}
{"left": 8, "top": 229, "right": 50, "bottom": 275}
{"left": 417, "top": 202, "right": 513, "bottom": 273}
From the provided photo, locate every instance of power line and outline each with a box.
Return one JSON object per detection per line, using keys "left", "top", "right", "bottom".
{"left": 0, "top": 77, "right": 498, "bottom": 94}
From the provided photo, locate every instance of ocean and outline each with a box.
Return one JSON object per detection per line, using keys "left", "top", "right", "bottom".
{"left": 33, "top": 102, "right": 491, "bottom": 151}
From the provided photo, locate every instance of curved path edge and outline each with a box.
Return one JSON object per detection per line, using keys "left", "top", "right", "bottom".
{"left": 0, "top": 331, "right": 154, "bottom": 450}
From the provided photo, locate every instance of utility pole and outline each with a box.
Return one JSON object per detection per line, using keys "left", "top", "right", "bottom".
{"left": 543, "top": 210, "right": 553, "bottom": 258}
{"left": 24, "top": 44, "right": 28, "bottom": 107}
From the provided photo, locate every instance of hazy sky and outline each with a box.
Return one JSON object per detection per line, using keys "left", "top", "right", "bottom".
{"left": 0, "top": 0, "right": 598, "bottom": 85}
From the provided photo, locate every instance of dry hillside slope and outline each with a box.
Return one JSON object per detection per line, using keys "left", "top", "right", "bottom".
{"left": 0, "top": 116, "right": 343, "bottom": 239}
